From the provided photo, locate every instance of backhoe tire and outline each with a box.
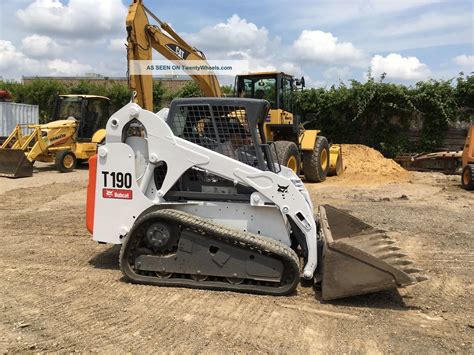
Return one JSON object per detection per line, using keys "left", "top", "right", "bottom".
{"left": 461, "top": 164, "right": 474, "bottom": 190}
{"left": 272, "top": 140, "right": 301, "bottom": 175}
{"left": 55, "top": 151, "right": 77, "bottom": 173}
{"left": 303, "top": 136, "right": 330, "bottom": 183}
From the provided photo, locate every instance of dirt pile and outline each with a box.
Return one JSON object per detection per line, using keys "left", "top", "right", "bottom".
{"left": 326, "top": 144, "right": 410, "bottom": 185}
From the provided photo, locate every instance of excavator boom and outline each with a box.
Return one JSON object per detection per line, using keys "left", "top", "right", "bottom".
{"left": 126, "top": 0, "right": 222, "bottom": 111}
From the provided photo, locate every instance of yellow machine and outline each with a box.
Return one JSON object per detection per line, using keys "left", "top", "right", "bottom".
{"left": 0, "top": 95, "right": 110, "bottom": 178}
{"left": 126, "top": 0, "right": 343, "bottom": 182}
{"left": 234, "top": 72, "right": 343, "bottom": 181}
{"left": 126, "top": 0, "right": 221, "bottom": 112}
{"left": 461, "top": 124, "right": 474, "bottom": 190}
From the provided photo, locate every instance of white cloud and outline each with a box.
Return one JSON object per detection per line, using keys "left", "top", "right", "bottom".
{"left": 21, "top": 34, "right": 62, "bottom": 58}
{"left": 453, "top": 55, "right": 474, "bottom": 69}
{"left": 0, "top": 40, "right": 39, "bottom": 74}
{"left": 323, "top": 66, "right": 352, "bottom": 80}
{"left": 370, "top": 53, "right": 431, "bottom": 80}
{"left": 16, "top": 0, "right": 127, "bottom": 39}
{"left": 46, "top": 59, "right": 92, "bottom": 76}
{"left": 108, "top": 38, "right": 127, "bottom": 52}
{"left": 292, "top": 30, "right": 365, "bottom": 66}
{"left": 185, "top": 14, "right": 275, "bottom": 58}
{"left": 0, "top": 40, "right": 92, "bottom": 79}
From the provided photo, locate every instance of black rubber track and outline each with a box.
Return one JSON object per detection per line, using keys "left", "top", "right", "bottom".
{"left": 119, "top": 209, "right": 301, "bottom": 296}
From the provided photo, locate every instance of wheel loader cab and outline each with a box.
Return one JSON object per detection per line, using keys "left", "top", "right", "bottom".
{"left": 235, "top": 72, "right": 297, "bottom": 112}
{"left": 53, "top": 95, "right": 110, "bottom": 141}
{"left": 235, "top": 73, "right": 298, "bottom": 142}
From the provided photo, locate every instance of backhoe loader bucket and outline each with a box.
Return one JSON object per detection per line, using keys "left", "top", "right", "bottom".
{"left": 318, "top": 205, "right": 427, "bottom": 300}
{"left": 0, "top": 149, "right": 33, "bottom": 178}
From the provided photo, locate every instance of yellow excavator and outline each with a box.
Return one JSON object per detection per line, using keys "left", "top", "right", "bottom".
{"left": 0, "top": 94, "right": 110, "bottom": 178}
{"left": 126, "top": 0, "right": 343, "bottom": 182}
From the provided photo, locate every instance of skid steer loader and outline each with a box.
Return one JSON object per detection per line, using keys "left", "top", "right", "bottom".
{"left": 87, "top": 98, "right": 426, "bottom": 300}
{"left": 0, "top": 95, "right": 110, "bottom": 178}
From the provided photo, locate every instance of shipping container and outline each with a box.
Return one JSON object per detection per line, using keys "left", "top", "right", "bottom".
{"left": 0, "top": 102, "right": 39, "bottom": 138}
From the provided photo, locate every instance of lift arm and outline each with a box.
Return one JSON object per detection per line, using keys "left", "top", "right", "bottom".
{"left": 126, "top": 0, "right": 222, "bottom": 111}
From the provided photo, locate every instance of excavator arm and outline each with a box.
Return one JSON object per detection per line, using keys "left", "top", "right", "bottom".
{"left": 126, "top": 0, "right": 222, "bottom": 111}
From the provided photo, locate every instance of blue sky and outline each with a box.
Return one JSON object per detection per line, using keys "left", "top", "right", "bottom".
{"left": 0, "top": 0, "right": 472, "bottom": 87}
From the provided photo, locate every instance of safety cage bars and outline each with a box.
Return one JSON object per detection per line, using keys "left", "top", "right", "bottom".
{"left": 166, "top": 98, "right": 278, "bottom": 173}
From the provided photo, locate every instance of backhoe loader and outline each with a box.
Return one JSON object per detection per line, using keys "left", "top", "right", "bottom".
{"left": 87, "top": 97, "right": 426, "bottom": 300}
{"left": 126, "top": 0, "right": 342, "bottom": 182}
{"left": 461, "top": 124, "right": 474, "bottom": 190}
{"left": 0, "top": 95, "right": 110, "bottom": 178}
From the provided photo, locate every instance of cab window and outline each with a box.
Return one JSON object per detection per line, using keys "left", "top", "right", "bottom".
{"left": 57, "top": 97, "right": 82, "bottom": 120}
{"left": 238, "top": 77, "right": 277, "bottom": 108}
{"left": 281, "top": 77, "right": 292, "bottom": 111}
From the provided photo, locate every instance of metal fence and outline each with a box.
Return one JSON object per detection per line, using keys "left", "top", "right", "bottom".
{"left": 0, "top": 102, "right": 39, "bottom": 138}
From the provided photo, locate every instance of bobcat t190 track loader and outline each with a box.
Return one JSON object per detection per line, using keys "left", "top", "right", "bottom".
{"left": 87, "top": 98, "right": 426, "bottom": 300}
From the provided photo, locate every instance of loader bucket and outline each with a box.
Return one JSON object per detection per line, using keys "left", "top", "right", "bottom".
{"left": 318, "top": 205, "right": 427, "bottom": 300}
{"left": 0, "top": 149, "right": 34, "bottom": 178}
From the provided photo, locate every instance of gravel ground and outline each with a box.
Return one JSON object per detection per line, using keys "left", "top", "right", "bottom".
{"left": 0, "top": 164, "right": 472, "bottom": 353}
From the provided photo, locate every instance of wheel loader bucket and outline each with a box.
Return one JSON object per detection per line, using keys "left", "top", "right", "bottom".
{"left": 328, "top": 145, "right": 344, "bottom": 176}
{"left": 0, "top": 149, "right": 34, "bottom": 178}
{"left": 318, "top": 205, "right": 427, "bottom": 300}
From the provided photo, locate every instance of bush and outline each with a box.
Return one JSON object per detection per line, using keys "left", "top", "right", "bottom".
{"left": 296, "top": 73, "right": 473, "bottom": 156}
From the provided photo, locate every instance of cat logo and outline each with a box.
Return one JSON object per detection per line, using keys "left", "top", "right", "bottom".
{"left": 277, "top": 184, "right": 289, "bottom": 193}
{"left": 165, "top": 44, "right": 190, "bottom": 60}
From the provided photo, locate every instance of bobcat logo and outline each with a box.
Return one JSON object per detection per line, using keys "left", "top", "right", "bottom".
{"left": 277, "top": 184, "right": 289, "bottom": 193}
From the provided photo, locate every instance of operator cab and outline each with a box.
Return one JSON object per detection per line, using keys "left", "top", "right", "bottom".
{"left": 52, "top": 95, "right": 111, "bottom": 141}
{"left": 235, "top": 72, "right": 305, "bottom": 113}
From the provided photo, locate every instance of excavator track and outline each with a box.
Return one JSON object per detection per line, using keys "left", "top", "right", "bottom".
{"left": 119, "top": 209, "right": 300, "bottom": 295}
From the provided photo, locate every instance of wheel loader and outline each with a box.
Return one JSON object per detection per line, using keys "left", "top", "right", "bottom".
{"left": 87, "top": 97, "right": 426, "bottom": 300}
{"left": 0, "top": 94, "right": 110, "bottom": 178}
{"left": 461, "top": 124, "right": 474, "bottom": 190}
{"left": 126, "top": 0, "right": 342, "bottom": 182}
{"left": 234, "top": 72, "right": 343, "bottom": 182}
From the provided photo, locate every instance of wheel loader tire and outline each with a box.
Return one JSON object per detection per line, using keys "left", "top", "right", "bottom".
{"left": 55, "top": 151, "right": 77, "bottom": 173}
{"left": 272, "top": 140, "right": 301, "bottom": 174}
{"left": 461, "top": 164, "right": 474, "bottom": 190}
{"left": 303, "top": 136, "right": 330, "bottom": 182}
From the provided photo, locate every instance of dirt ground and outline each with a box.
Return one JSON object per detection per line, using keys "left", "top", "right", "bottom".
{"left": 0, "top": 162, "right": 473, "bottom": 354}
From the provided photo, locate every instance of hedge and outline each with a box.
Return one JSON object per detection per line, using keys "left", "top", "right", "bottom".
{"left": 295, "top": 73, "right": 473, "bottom": 156}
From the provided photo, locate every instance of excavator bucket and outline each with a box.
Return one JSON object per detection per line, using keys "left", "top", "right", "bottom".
{"left": 0, "top": 149, "right": 34, "bottom": 178}
{"left": 318, "top": 205, "right": 427, "bottom": 300}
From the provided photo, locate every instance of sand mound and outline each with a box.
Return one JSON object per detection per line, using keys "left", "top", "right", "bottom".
{"left": 325, "top": 144, "right": 410, "bottom": 185}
